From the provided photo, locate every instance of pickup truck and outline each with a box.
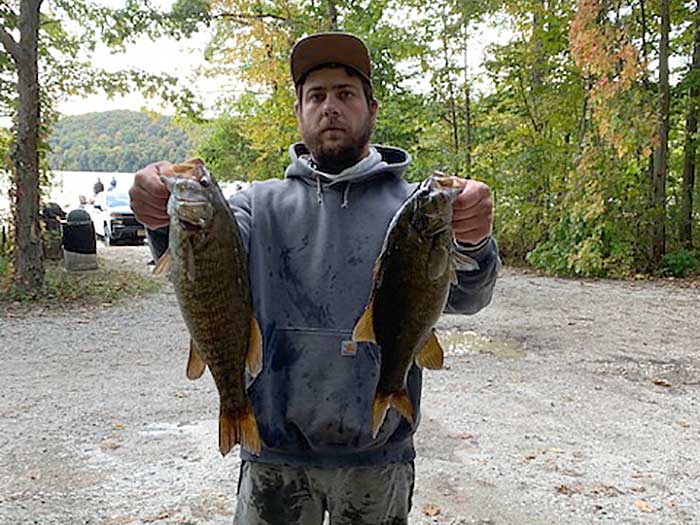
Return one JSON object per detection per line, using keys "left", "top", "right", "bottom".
{"left": 88, "top": 190, "right": 145, "bottom": 245}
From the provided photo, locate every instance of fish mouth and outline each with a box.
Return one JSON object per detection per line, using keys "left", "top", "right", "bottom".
{"left": 179, "top": 219, "right": 204, "bottom": 231}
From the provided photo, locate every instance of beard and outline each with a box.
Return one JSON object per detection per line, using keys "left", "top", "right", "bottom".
{"left": 300, "top": 114, "right": 374, "bottom": 174}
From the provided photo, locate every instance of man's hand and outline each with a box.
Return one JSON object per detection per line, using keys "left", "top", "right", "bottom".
{"left": 442, "top": 175, "right": 493, "bottom": 245}
{"left": 129, "top": 161, "right": 173, "bottom": 229}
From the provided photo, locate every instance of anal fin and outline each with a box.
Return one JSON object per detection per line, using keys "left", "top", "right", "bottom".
{"left": 186, "top": 339, "right": 207, "bottom": 380}
{"left": 415, "top": 331, "right": 444, "bottom": 370}
{"left": 245, "top": 316, "right": 263, "bottom": 378}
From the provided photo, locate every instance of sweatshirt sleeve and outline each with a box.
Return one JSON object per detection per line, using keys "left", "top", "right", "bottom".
{"left": 445, "top": 236, "right": 501, "bottom": 314}
{"left": 227, "top": 185, "right": 253, "bottom": 252}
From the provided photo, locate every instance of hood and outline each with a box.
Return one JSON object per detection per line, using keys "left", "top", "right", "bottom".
{"left": 284, "top": 143, "right": 411, "bottom": 185}
{"left": 110, "top": 205, "right": 135, "bottom": 215}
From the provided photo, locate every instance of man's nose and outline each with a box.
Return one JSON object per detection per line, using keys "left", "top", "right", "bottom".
{"left": 322, "top": 95, "right": 340, "bottom": 116}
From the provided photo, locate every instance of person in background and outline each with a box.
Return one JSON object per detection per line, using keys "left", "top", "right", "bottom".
{"left": 93, "top": 177, "right": 104, "bottom": 196}
{"left": 109, "top": 176, "right": 117, "bottom": 191}
{"left": 130, "top": 32, "right": 500, "bottom": 525}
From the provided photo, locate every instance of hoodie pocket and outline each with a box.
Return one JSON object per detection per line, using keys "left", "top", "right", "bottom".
{"left": 257, "top": 327, "right": 406, "bottom": 454}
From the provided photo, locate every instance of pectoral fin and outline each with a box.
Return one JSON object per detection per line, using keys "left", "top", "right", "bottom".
{"left": 415, "top": 331, "right": 444, "bottom": 370}
{"left": 246, "top": 316, "right": 263, "bottom": 378}
{"left": 451, "top": 249, "right": 480, "bottom": 271}
{"left": 352, "top": 302, "right": 376, "bottom": 344}
{"left": 152, "top": 248, "right": 172, "bottom": 275}
{"left": 429, "top": 244, "right": 450, "bottom": 280}
{"left": 186, "top": 339, "right": 207, "bottom": 380}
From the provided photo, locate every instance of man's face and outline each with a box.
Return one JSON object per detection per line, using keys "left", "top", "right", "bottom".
{"left": 295, "top": 67, "right": 378, "bottom": 171}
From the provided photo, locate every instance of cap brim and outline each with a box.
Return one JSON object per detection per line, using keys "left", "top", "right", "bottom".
{"left": 291, "top": 33, "right": 371, "bottom": 85}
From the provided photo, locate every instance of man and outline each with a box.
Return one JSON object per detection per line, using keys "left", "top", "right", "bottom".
{"left": 93, "top": 177, "right": 104, "bottom": 196}
{"left": 130, "top": 32, "right": 499, "bottom": 525}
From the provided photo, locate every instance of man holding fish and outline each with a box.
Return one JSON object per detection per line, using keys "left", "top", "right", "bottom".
{"left": 130, "top": 32, "right": 500, "bottom": 525}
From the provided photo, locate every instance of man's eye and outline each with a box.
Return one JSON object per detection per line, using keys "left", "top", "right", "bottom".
{"left": 340, "top": 91, "right": 354, "bottom": 99}
{"left": 309, "top": 93, "right": 323, "bottom": 102}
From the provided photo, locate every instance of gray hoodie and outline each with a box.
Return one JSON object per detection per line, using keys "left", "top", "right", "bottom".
{"left": 226, "top": 143, "right": 499, "bottom": 467}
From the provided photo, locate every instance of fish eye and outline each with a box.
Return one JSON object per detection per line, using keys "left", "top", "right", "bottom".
{"left": 200, "top": 178, "right": 210, "bottom": 188}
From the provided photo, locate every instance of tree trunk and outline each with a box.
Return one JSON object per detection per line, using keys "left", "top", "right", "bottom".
{"left": 3, "top": 0, "right": 45, "bottom": 292}
{"left": 651, "top": 0, "right": 670, "bottom": 269}
{"left": 326, "top": 0, "right": 337, "bottom": 30}
{"left": 441, "top": 16, "right": 459, "bottom": 158}
{"left": 680, "top": 0, "right": 700, "bottom": 250}
{"left": 463, "top": 22, "right": 472, "bottom": 177}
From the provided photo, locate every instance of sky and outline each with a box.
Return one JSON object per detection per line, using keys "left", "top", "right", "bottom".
{"left": 53, "top": 2, "right": 511, "bottom": 118}
{"left": 57, "top": 23, "right": 219, "bottom": 116}
{"left": 1, "top": 1, "right": 511, "bottom": 124}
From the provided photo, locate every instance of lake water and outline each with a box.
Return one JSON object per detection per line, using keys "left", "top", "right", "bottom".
{"left": 0, "top": 170, "right": 135, "bottom": 218}
{"left": 0, "top": 170, "right": 248, "bottom": 221}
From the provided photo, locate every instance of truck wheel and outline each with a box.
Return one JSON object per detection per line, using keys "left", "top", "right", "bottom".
{"left": 104, "top": 223, "right": 112, "bottom": 246}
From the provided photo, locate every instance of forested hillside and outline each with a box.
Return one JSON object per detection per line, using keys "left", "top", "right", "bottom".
{"left": 48, "top": 111, "right": 194, "bottom": 173}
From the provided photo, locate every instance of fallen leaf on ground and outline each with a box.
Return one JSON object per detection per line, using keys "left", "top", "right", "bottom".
{"left": 635, "top": 500, "right": 653, "bottom": 513}
{"left": 422, "top": 504, "right": 441, "bottom": 516}
{"left": 652, "top": 378, "right": 672, "bottom": 387}
{"left": 557, "top": 484, "right": 575, "bottom": 496}
{"left": 590, "top": 484, "right": 623, "bottom": 497}
{"left": 114, "top": 423, "right": 125, "bottom": 430}
{"left": 99, "top": 439, "right": 121, "bottom": 451}
{"left": 143, "top": 512, "right": 170, "bottom": 522}
{"left": 448, "top": 433, "right": 474, "bottom": 440}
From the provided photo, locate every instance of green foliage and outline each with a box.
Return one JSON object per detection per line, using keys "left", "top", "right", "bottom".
{"left": 194, "top": 111, "right": 258, "bottom": 180}
{"left": 47, "top": 110, "right": 195, "bottom": 172}
{"left": 662, "top": 249, "right": 700, "bottom": 277}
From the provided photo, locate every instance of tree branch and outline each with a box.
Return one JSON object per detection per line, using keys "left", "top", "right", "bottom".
{"left": 0, "top": 25, "right": 21, "bottom": 63}
{"left": 212, "top": 11, "right": 288, "bottom": 24}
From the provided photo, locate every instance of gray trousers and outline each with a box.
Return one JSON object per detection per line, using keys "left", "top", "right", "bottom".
{"left": 233, "top": 460, "right": 415, "bottom": 525}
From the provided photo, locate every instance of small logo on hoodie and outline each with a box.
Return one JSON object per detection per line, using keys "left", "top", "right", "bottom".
{"left": 341, "top": 340, "right": 357, "bottom": 357}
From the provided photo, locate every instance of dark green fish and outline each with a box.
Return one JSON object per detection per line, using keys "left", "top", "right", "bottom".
{"left": 156, "top": 159, "right": 262, "bottom": 456}
{"left": 352, "top": 176, "right": 478, "bottom": 437}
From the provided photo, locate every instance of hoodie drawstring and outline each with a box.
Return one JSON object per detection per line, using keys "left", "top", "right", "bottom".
{"left": 315, "top": 175, "right": 352, "bottom": 208}
{"left": 316, "top": 174, "right": 324, "bottom": 205}
{"left": 341, "top": 182, "right": 351, "bottom": 208}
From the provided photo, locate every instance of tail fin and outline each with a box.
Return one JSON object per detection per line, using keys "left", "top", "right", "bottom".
{"left": 218, "top": 402, "right": 262, "bottom": 457}
{"left": 371, "top": 390, "right": 415, "bottom": 439}
{"left": 371, "top": 394, "right": 391, "bottom": 438}
{"left": 390, "top": 390, "right": 415, "bottom": 426}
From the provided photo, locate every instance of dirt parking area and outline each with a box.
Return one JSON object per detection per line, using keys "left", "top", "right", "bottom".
{"left": 1, "top": 245, "right": 698, "bottom": 524}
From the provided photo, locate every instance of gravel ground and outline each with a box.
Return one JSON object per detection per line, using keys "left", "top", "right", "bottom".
{"left": 1, "top": 245, "right": 699, "bottom": 525}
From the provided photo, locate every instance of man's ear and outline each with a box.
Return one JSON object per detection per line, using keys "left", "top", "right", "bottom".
{"left": 294, "top": 99, "right": 301, "bottom": 119}
{"left": 369, "top": 99, "right": 379, "bottom": 125}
